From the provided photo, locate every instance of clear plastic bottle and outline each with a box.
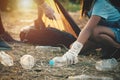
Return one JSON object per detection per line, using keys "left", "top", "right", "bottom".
{"left": 68, "top": 74, "right": 113, "bottom": 80}
{"left": 20, "top": 55, "right": 35, "bottom": 69}
{"left": 49, "top": 57, "right": 67, "bottom": 67}
{"left": 35, "top": 46, "right": 61, "bottom": 52}
{"left": 0, "top": 51, "right": 13, "bottom": 66}
{"left": 95, "top": 58, "right": 118, "bottom": 71}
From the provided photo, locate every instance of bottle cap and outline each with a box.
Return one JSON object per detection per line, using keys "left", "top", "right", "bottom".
{"left": 49, "top": 60, "right": 55, "bottom": 66}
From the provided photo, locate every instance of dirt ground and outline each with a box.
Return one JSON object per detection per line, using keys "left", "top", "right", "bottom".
{"left": 0, "top": 10, "right": 120, "bottom": 80}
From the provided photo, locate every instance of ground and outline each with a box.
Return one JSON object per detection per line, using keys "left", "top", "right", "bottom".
{"left": 0, "top": 9, "right": 120, "bottom": 80}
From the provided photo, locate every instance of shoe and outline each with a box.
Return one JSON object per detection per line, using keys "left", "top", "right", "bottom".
{"left": 95, "top": 58, "right": 118, "bottom": 71}
{"left": 0, "top": 38, "right": 12, "bottom": 50}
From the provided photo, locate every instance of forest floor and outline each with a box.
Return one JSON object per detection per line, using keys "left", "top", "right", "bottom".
{"left": 0, "top": 9, "right": 120, "bottom": 80}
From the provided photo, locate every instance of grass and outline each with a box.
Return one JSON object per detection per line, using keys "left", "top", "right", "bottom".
{"left": 60, "top": 2, "right": 81, "bottom": 12}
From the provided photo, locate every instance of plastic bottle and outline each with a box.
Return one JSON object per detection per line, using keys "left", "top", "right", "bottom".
{"left": 35, "top": 46, "right": 61, "bottom": 52}
{"left": 0, "top": 51, "right": 13, "bottom": 66}
{"left": 49, "top": 56, "right": 67, "bottom": 67}
{"left": 68, "top": 74, "right": 113, "bottom": 80}
{"left": 95, "top": 58, "right": 118, "bottom": 71}
{"left": 20, "top": 55, "right": 35, "bottom": 69}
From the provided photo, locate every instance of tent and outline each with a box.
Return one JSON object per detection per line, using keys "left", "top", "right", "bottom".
{"left": 42, "top": 0, "right": 80, "bottom": 37}
{"left": 20, "top": 0, "right": 80, "bottom": 48}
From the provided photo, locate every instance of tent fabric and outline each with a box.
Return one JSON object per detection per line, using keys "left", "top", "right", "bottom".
{"left": 42, "top": 0, "right": 80, "bottom": 38}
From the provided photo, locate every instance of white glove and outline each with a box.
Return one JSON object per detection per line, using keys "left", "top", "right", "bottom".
{"left": 62, "top": 50, "right": 78, "bottom": 65}
{"left": 52, "top": 41, "right": 83, "bottom": 66}
{"left": 63, "top": 41, "right": 83, "bottom": 64}
{"left": 40, "top": 2, "right": 55, "bottom": 20}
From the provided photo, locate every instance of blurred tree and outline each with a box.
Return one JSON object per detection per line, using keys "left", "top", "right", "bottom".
{"left": 59, "top": 0, "right": 69, "bottom": 4}
{"left": 59, "top": 0, "right": 81, "bottom": 4}
{"left": 59, "top": 0, "right": 81, "bottom": 12}
{"left": 70, "top": 0, "right": 80, "bottom": 4}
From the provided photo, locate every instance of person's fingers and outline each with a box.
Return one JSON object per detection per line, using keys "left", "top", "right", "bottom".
{"left": 46, "top": 14, "right": 55, "bottom": 20}
{"left": 52, "top": 15, "right": 56, "bottom": 20}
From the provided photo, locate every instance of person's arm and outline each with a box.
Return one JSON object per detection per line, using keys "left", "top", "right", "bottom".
{"left": 77, "top": 15, "right": 101, "bottom": 44}
{"left": 34, "top": 0, "right": 55, "bottom": 20}
{"left": 52, "top": 15, "right": 101, "bottom": 65}
{"left": 64, "top": 15, "right": 101, "bottom": 64}
{"left": 34, "top": 0, "right": 44, "bottom": 5}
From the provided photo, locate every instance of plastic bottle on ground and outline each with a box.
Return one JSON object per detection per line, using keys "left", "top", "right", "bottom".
{"left": 95, "top": 58, "right": 118, "bottom": 71}
{"left": 0, "top": 51, "right": 14, "bottom": 66}
{"left": 68, "top": 74, "right": 113, "bottom": 80}
{"left": 49, "top": 56, "right": 67, "bottom": 67}
{"left": 35, "top": 46, "right": 61, "bottom": 52}
{"left": 20, "top": 55, "right": 35, "bottom": 69}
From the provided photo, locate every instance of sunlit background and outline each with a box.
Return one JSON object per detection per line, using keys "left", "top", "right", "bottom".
{"left": 0, "top": 0, "right": 80, "bottom": 12}
{"left": 17, "top": 0, "right": 36, "bottom": 11}
{"left": 0, "top": 0, "right": 80, "bottom": 40}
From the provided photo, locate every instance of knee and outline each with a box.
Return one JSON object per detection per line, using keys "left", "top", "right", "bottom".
{"left": 92, "top": 29, "right": 101, "bottom": 41}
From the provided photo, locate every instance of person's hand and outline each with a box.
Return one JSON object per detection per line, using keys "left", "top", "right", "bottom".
{"left": 51, "top": 51, "right": 78, "bottom": 67}
{"left": 40, "top": 2, "right": 55, "bottom": 20}
{"left": 63, "top": 41, "right": 83, "bottom": 64}
{"left": 52, "top": 41, "right": 83, "bottom": 66}
{"left": 34, "top": 19, "right": 46, "bottom": 29}
{"left": 62, "top": 49, "right": 78, "bottom": 64}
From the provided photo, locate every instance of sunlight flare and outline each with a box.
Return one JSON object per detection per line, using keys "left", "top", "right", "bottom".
{"left": 18, "top": 0, "right": 34, "bottom": 10}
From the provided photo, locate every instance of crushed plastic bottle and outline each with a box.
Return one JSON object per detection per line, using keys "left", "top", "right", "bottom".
{"left": 68, "top": 74, "right": 113, "bottom": 80}
{"left": 20, "top": 55, "right": 35, "bottom": 69}
{"left": 95, "top": 58, "right": 118, "bottom": 71}
{"left": 35, "top": 46, "right": 61, "bottom": 52}
{"left": 49, "top": 56, "right": 67, "bottom": 67}
{"left": 0, "top": 51, "right": 14, "bottom": 66}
